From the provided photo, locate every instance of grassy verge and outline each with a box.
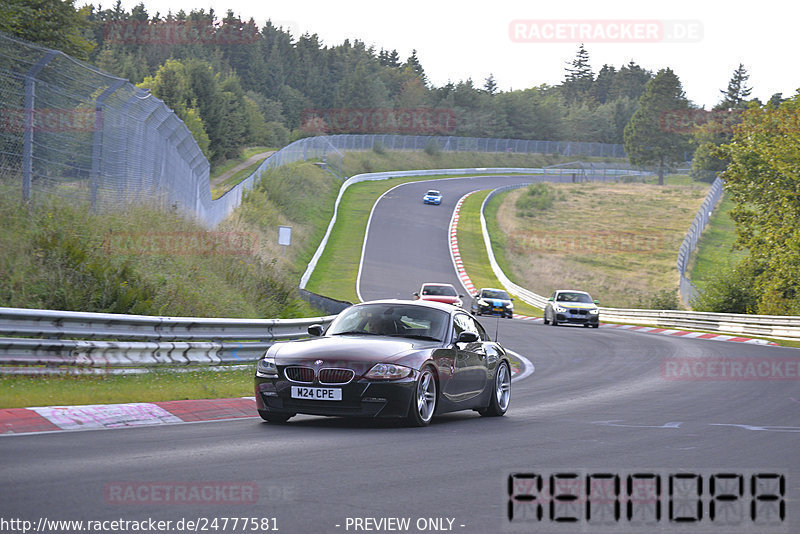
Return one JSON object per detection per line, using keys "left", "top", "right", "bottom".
{"left": 0, "top": 368, "right": 254, "bottom": 409}
{"left": 209, "top": 146, "right": 274, "bottom": 178}
{"left": 211, "top": 160, "right": 265, "bottom": 199}
{"left": 687, "top": 195, "right": 744, "bottom": 289}
{"left": 456, "top": 191, "right": 542, "bottom": 317}
{"left": 341, "top": 150, "right": 627, "bottom": 177}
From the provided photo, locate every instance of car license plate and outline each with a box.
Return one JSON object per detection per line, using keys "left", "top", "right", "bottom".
{"left": 291, "top": 386, "right": 341, "bottom": 401}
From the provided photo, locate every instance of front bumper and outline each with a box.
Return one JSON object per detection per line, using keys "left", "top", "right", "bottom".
{"left": 255, "top": 375, "right": 417, "bottom": 419}
{"left": 476, "top": 303, "right": 512, "bottom": 316}
{"left": 423, "top": 198, "right": 441, "bottom": 205}
{"left": 555, "top": 309, "right": 599, "bottom": 324}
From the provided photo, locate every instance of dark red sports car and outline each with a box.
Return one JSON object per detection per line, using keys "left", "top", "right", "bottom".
{"left": 255, "top": 300, "right": 511, "bottom": 426}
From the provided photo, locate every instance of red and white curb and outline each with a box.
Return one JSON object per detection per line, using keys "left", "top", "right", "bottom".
{"left": 602, "top": 324, "right": 778, "bottom": 345}
{"left": 0, "top": 397, "right": 257, "bottom": 435}
{"left": 448, "top": 192, "right": 779, "bottom": 348}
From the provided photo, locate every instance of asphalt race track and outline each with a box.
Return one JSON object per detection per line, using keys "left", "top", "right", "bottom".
{"left": 2, "top": 175, "right": 799, "bottom": 533}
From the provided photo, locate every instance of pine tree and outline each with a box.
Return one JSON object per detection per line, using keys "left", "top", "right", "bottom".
{"left": 484, "top": 74, "right": 497, "bottom": 96}
{"left": 562, "top": 44, "right": 593, "bottom": 106}
{"left": 623, "top": 68, "right": 692, "bottom": 185}
{"left": 716, "top": 63, "right": 752, "bottom": 110}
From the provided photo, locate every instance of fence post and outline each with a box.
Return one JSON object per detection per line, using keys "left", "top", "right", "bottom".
{"left": 90, "top": 79, "right": 125, "bottom": 210}
{"left": 22, "top": 49, "right": 58, "bottom": 203}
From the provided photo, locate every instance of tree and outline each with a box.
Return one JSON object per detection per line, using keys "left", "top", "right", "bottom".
{"left": 623, "top": 68, "right": 692, "bottom": 185}
{"left": 403, "top": 49, "right": 426, "bottom": 83}
{"left": 484, "top": 74, "right": 497, "bottom": 96}
{"left": 0, "top": 0, "right": 95, "bottom": 59}
{"left": 561, "top": 44, "right": 593, "bottom": 106}
{"left": 718, "top": 93, "right": 800, "bottom": 314}
{"left": 716, "top": 63, "right": 752, "bottom": 110}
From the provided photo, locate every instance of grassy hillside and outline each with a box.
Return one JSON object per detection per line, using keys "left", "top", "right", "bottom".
{"left": 486, "top": 178, "right": 710, "bottom": 309}
{"left": 687, "top": 195, "right": 744, "bottom": 289}
{"left": 0, "top": 160, "right": 338, "bottom": 318}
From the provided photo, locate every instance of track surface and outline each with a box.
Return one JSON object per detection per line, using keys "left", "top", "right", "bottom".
{"left": 3, "top": 176, "right": 799, "bottom": 533}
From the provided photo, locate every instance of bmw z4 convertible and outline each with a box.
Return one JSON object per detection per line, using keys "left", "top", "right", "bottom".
{"left": 255, "top": 300, "right": 512, "bottom": 426}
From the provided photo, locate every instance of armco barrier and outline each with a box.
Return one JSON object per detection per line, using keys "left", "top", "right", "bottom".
{"left": 477, "top": 187, "right": 800, "bottom": 342}
{"left": 0, "top": 307, "right": 336, "bottom": 373}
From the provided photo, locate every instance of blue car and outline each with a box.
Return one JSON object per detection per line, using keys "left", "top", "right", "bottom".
{"left": 422, "top": 190, "right": 442, "bottom": 205}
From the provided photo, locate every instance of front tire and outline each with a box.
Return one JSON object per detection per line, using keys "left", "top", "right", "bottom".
{"left": 543, "top": 311, "right": 550, "bottom": 325}
{"left": 479, "top": 362, "right": 511, "bottom": 417}
{"left": 407, "top": 367, "right": 437, "bottom": 427}
{"left": 258, "top": 410, "right": 294, "bottom": 424}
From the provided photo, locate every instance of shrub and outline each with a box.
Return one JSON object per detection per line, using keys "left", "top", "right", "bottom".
{"left": 690, "top": 262, "right": 758, "bottom": 313}
{"left": 424, "top": 139, "right": 441, "bottom": 156}
{"left": 514, "top": 183, "right": 561, "bottom": 216}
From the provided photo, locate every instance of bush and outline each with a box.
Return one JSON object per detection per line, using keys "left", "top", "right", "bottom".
{"left": 638, "top": 288, "right": 679, "bottom": 310}
{"left": 424, "top": 139, "right": 441, "bottom": 156}
{"left": 515, "top": 183, "right": 561, "bottom": 216}
{"left": 372, "top": 140, "right": 386, "bottom": 155}
{"left": 690, "top": 263, "right": 758, "bottom": 313}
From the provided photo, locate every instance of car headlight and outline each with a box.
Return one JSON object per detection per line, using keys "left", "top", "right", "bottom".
{"left": 256, "top": 355, "right": 278, "bottom": 377}
{"left": 506, "top": 302, "right": 514, "bottom": 309}
{"left": 365, "top": 363, "right": 413, "bottom": 380}
{"left": 555, "top": 306, "right": 566, "bottom": 313}
{"left": 589, "top": 309, "right": 599, "bottom": 315}
{"left": 478, "top": 299, "right": 488, "bottom": 306}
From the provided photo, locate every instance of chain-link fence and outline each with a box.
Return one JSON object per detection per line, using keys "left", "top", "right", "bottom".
{"left": 2, "top": 31, "right": 632, "bottom": 228}
{"left": 677, "top": 177, "right": 724, "bottom": 306}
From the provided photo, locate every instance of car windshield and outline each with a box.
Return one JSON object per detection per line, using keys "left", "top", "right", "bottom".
{"left": 327, "top": 303, "right": 449, "bottom": 341}
{"left": 426, "top": 190, "right": 440, "bottom": 196}
{"left": 481, "top": 289, "right": 510, "bottom": 300}
{"left": 556, "top": 292, "right": 594, "bottom": 303}
{"left": 422, "top": 285, "right": 456, "bottom": 296}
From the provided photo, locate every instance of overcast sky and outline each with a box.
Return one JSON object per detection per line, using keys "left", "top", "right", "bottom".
{"left": 108, "top": 0, "right": 796, "bottom": 109}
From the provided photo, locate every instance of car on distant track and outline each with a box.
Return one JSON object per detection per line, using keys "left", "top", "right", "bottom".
{"left": 254, "top": 299, "right": 511, "bottom": 426}
{"left": 543, "top": 290, "right": 600, "bottom": 327}
{"left": 422, "top": 189, "right": 443, "bottom": 205}
{"left": 413, "top": 282, "right": 463, "bottom": 307}
{"left": 471, "top": 288, "right": 514, "bottom": 318}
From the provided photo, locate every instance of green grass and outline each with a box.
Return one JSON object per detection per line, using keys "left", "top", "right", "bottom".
{"left": 688, "top": 195, "right": 744, "bottom": 289}
{"left": 0, "top": 368, "right": 254, "bottom": 409}
{"left": 211, "top": 160, "right": 264, "bottom": 199}
{"left": 209, "top": 146, "right": 274, "bottom": 178}
{"left": 341, "top": 150, "right": 627, "bottom": 177}
{"left": 456, "top": 191, "right": 542, "bottom": 317}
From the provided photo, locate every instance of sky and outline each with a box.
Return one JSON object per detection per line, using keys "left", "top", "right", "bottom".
{"left": 108, "top": 0, "right": 796, "bottom": 109}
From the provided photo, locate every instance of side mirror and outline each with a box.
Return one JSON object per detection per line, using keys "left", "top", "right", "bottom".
{"left": 548, "top": 297, "right": 554, "bottom": 302}
{"left": 594, "top": 300, "right": 599, "bottom": 305}
{"left": 456, "top": 331, "right": 479, "bottom": 343}
{"left": 510, "top": 297, "right": 515, "bottom": 301}
{"left": 459, "top": 294, "right": 465, "bottom": 298}
{"left": 308, "top": 324, "right": 324, "bottom": 337}
{"left": 413, "top": 292, "right": 420, "bottom": 299}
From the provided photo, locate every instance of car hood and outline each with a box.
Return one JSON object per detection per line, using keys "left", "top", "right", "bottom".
{"left": 269, "top": 335, "right": 440, "bottom": 367}
{"left": 555, "top": 302, "right": 597, "bottom": 309}
{"left": 420, "top": 295, "right": 460, "bottom": 305}
{"left": 481, "top": 298, "right": 512, "bottom": 305}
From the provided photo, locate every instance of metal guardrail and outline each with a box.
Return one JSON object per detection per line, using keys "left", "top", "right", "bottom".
{"left": 478, "top": 186, "right": 800, "bottom": 341}
{"left": 0, "top": 307, "right": 337, "bottom": 373}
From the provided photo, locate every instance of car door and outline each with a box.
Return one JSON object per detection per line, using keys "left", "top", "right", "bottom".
{"left": 442, "top": 313, "right": 488, "bottom": 403}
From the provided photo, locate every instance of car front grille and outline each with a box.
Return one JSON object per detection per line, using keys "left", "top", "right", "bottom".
{"left": 284, "top": 366, "right": 315, "bottom": 383}
{"left": 570, "top": 309, "right": 588, "bottom": 315}
{"left": 319, "top": 368, "right": 355, "bottom": 385}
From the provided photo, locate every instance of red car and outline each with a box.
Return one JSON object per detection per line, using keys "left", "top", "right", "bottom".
{"left": 413, "top": 283, "right": 464, "bottom": 307}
